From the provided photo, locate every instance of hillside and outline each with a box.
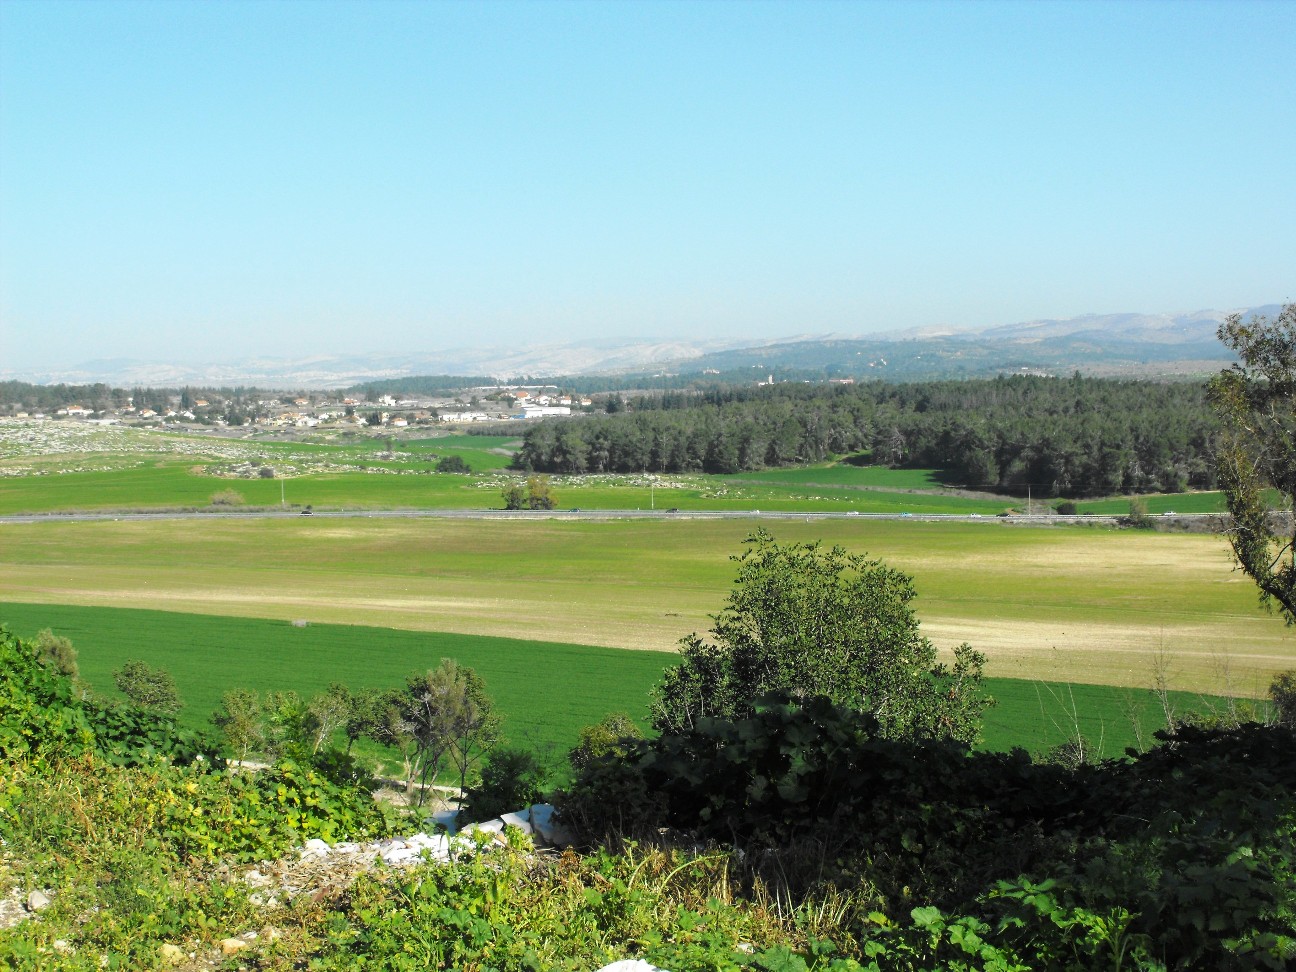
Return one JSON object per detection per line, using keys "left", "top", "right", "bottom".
{"left": 4, "top": 305, "right": 1279, "bottom": 389}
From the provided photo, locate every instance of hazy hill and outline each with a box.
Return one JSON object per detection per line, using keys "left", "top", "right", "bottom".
{"left": 4, "top": 305, "right": 1278, "bottom": 388}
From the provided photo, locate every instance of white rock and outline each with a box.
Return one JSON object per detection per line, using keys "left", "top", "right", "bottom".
{"left": 594, "top": 961, "right": 670, "bottom": 972}
{"left": 379, "top": 846, "right": 422, "bottom": 865}
{"left": 428, "top": 808, "right": 460, "bottom": 831}
{"left": 25, "top": 890, "right": 51, "bottom": 912}
{"left": 461, "top": 818, "right": 505, "bottom": 835}
{"left": 528, "top": 804, "right": 576, "bottom": 847}
{"left": 499, "top": 811, "right": 535, "bottom": 835}
{"left": 300, "top": 838, "right": 331, "bottom": 857}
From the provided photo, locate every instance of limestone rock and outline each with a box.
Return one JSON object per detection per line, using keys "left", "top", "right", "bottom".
{"left": 158, "top": 943, "right": 185, "bottom": 965}
{"left": 24, "top": 890, "right": 51, "bottom": 913}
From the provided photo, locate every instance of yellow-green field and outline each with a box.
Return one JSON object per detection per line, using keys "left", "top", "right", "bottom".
{"left": 1, "top": 515, "right": 1290, "bottom": 695}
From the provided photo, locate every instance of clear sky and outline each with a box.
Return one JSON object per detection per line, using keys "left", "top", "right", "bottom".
{"left": 1, "top": 0, "right": 1292, "bottom": 370}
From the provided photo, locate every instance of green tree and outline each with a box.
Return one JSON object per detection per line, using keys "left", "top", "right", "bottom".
{"left": 445, "top": 665, "right": 502, "bottom": 798}
{"left": 525, "top": 474, "right": 557, "bottom": 510}
{"left": 1208, "top": 303, "right": 1296, "bottom": 622}
{"left": 1270, "top": 671, "right": 1296, "bottom": 727}
{"left": 260, "top": 690, "right": 310, "bottom": 759}
{"left": 501, "top": 475, "right": 558, "bottom": 510}
{"left": 34, "top": 628, "right": 78, "bottom": 681}
{"left": 435, "top": 454, "right": 471, "bottom": 473}
{"left": 501, "top": 482, "right": 525, "bottom": 510}
{"left": 397, "top": 659, "right": 495, "bottom": 807}
{"left": 649, "top": 531, "right": 992, "bottom": 744}
{"left": 305, "top": 682, "right": 354, "bottom": 755}
{"left": 212, "top": 688, "right": 264, "bottom": 766}
{"left": 113, "top": 659, "right": 182, "bottom": 715}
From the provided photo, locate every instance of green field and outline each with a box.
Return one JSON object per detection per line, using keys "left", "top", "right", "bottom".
{"left": 1, "top": 515, "right": 1291, "bottom": 694}
{"left": 0, "top": 421, "right": 1246, "bottom": 517}
{"left": 0, "top": 603, "right": 1242, "bottom": 763}
{"left": 1076, "top": 491, "right": 1230, "bottom": 514}
{"left": 3, "top": 420, "right": 1290, "bottom": 755}
{"left": 0, "top": 422, "right": 1015, "bottom": 515}
{"left": 727, "top": 464, "right": 950, "bottom": 490}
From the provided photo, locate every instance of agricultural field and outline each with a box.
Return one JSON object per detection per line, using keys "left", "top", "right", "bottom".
{"left": 0, "top": 602, "right": 1241, "bottom": 765}
{"left": 3, "top": 417, "right": 1289, "bottom": 762}
{"left": 0, "top": 419, "right": 1089, "bottom": 515}
{"left": 0, "top": 514, "right": 1290, "bottom": 696}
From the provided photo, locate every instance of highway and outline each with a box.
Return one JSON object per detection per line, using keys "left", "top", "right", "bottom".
{"left": 0, "top": 508, "right": 1219, "bottom": 525}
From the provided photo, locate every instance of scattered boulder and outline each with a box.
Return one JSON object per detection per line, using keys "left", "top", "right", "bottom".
{"left": 158, "top": 942, "right": 185, "bottom": 966}
{"left": 24, "top": 890, "right": 51, "bottom": 913}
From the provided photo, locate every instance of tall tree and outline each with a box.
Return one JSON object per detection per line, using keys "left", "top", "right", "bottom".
{"left": 1208, "top": 304, "right": 1296, "bottom": 622}
{"left": 113, "top": 659, "right": 182, "bottom": 715}
{"left": 650, "top": 531, "right": 992, "bottom": 744}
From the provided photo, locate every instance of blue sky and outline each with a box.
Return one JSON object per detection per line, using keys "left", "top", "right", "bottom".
{"left": 1, "top": 0, "right": 1292, "bottom": 370}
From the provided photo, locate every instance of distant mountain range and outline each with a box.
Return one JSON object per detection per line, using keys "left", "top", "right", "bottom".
{"left": 4, "top": 305, "right": 1280, "bottom": 389}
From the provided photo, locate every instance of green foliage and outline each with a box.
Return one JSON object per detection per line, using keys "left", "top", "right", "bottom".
{"left": 651, "top": 531, "right": 992, "bottom": 744}
{"left": 0, "top": 626, "right": 216, "bottom": 770}
{"left": 212, "top": 686, "right": 264, "bottom": 764}
{"left": 568, "top": 711, "right": 645, "bottom": 774}
{"left": 363, "top": 659, "right": 500, "bottom": 804}
{"left": 1271, "top": 671, "right": 1296, "bottom": 727}
{"left": 0, "top": 625, "right": 93, "bottom": 766}
{"left": 1209, "top": 303, "right": 1296, "bottom": 622}
{"left": 502, "top": 474, "right": 559, "bottom": 510}
{"left": 113, "top": 658, "right": 183, "bottom": 714}
{"left": 33, "top": 627, "right": 79, "bottom": 680}
{"left": 516, "top": 375, "right": 1217, "bottom": 495}
{"left": 561, "top": 710, "right": 1296, "bottom": 971}
{"left": 434, "top": 454, "right": 471, "bottom": 473}
{"left": 462, "top": 746, "right": 550, "bottom": 823}
{"left": 1125, "top": 495, "right": 1152, "bottom": 528}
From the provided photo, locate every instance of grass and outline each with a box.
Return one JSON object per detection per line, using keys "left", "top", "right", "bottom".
{"left": 0, "top": 602, "right": 670, "bottom": 776}
{"left": 1, "top": 421, "right": 1244, "bottom": 516}
{"left": 1, "top": 515, "right": 1288, "bottom": 693}
{"left": 0, "top": 602, "right": 1242, "bottom": 761}
{"left": 1076, "top": 491, "right": 1230, "bottom": 514}
{"left": 726, "top": 464, "right": 950, "bottom": 490}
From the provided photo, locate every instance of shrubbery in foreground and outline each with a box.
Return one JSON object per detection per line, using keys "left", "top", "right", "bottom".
{"left": 2, "top": 624, "right": 1293, "bottom": 970}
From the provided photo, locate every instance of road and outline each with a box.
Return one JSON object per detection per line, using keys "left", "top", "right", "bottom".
{"left": 0, "top": 508, "right": 1218, "bottom": 525}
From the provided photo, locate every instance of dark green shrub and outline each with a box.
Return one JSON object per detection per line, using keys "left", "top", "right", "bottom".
{"left": 463, "top": 747, "right": 550, "bottom": 822}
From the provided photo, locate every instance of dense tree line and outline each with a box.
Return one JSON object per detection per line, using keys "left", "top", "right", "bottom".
{"left": 514, "top": 375, "right": 1218, "bottom": 497}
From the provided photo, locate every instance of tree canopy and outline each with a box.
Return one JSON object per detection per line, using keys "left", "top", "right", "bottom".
{"left": 515, "top": 375, "right": 1216, "bottom": 497}
{"left": 1208, "top": 303, "right": 1296, "bottom": 623}
{"left": 650, "top": 531, "right": 991, "bottom": 744}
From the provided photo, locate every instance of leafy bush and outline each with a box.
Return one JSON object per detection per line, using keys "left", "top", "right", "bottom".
{"left": 462, "top": 747, "right": 550, "bottom": 822}
{"left": 434, "top": 454, "right": 471, "bottom": 473}
{"left": 650, "top": 532, "right": 992, "bottom": 744}
{"left": 568, "top": 711, "right": 645, "bottom": 774}
{"left": 561, "top": 697, "right": 1296, "bottom": 970}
